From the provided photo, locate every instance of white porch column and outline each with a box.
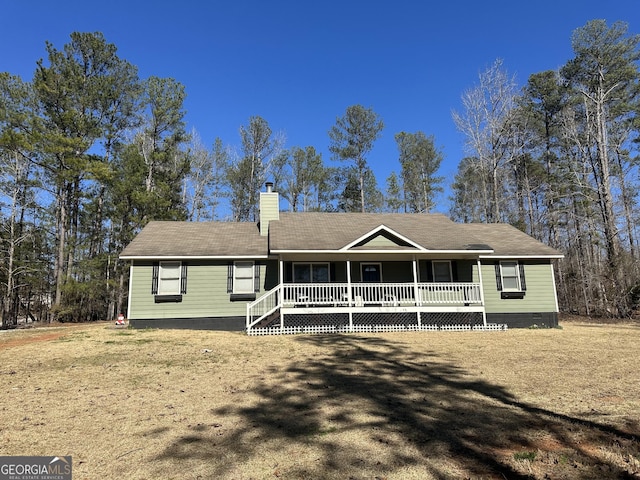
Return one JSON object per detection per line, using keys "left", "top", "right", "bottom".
{"left": 346, "top": 258, "right": 353, "bottom": 330}
{"left": 477, "top": 259, "right": 487, "bottom": 326}
{"left": 279, "top": 259, "right": 285, "bottom": 331}
{"left": 413, "top": 256, "right": 421, "bottom": 326}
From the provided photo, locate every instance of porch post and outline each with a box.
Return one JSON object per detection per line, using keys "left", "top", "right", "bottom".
{"left": 346, "top": 258, "right": 353, "bottom": 331}
{"left": 476, "top": 259, "right": 487, "bottom": 326}
{"left": 279, "top": 259, "right": 285, "bottom": 332}
{"left": 413, "top": 256, "right": 421, "bottom": 326}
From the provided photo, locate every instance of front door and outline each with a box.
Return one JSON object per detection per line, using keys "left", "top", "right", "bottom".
{"left": 360, "top": 263, "right": 382, "bottom": 304}
{"left": 361, "top": 263, "right": 382, "bottom": 282}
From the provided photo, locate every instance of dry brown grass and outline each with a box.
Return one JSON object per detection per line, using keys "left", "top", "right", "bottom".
{"left": 0, "top": 319, "right": 639, "bottom": 479}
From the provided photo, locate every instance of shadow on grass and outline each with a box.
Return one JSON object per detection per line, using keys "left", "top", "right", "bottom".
{"left": 156, "top": 335, "right": 639, "bottom": 479}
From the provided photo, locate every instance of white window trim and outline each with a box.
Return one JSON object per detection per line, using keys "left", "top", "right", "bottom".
{"left": 500, "top": 260, "right": 522, "bottom": 292}
{"left": 360, "top": 262, "right": 383, "bottom": 282}
{"left": 431, "top": 260, "right": 453, "bottom": 283}
{"left": 158, "top": 261, "right": 181, "bottom": 295}
{"left": 233, "top": 261, "right": 255, "bottom": 294}
{"left": 292, "top": 262, "right": 330, "bottom": 283}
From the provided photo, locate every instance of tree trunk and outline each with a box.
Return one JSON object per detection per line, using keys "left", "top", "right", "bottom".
{"left": 54, "top": 187, "right": 68, "bottom": 308}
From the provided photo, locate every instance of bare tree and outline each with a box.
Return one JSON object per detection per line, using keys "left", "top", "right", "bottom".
{"left": 272, "top": 146, "right": 325, "bottom": 212}
{"left": 452, "top": 59, "right": 523, "bottom": 222}
{"left": 184, "top": 132, "right": 229, "bottom": 221}
{"left": 227, "top": 116, "right": 284, "bottom": 221}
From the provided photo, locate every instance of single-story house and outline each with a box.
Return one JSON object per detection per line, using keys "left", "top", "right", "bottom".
{"left": 120, "top": 184, "right": 563, "bottom": 333}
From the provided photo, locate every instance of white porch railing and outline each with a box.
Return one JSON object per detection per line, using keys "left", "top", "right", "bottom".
{"left": 246, "top": 284, "right": 281, "bottom": 330}
{"left": 282, "top": 283, "right": 351, "bottom": 307}
{"left": 282, "top": 282, "right": 482, "bottom": 307}
{"left": 419, "top": 283, "right": 483, "bottom": 304}
{"left": 247, "top": 282, "right": 482, "bottom": 329}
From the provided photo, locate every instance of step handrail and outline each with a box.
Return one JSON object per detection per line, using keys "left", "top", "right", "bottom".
{"left": 246, "top": 284, "right": 282, "bottom": 331}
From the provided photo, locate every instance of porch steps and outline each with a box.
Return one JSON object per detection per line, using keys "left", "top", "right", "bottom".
{"left": 253, "top": 309, "right": 281, "bottom": 329}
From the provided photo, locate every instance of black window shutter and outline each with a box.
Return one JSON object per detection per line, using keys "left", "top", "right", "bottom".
{"left": 227, "top": 263, "right": 233, "bottom": 293}
{"left": 254, "top": 263, "right": 261, "bottom": 292}
{"left": 284, "top": 262, "right": 292, "bottom": 283}
{"left": 180, "top": 262, "right": 188, "bottom": 294}
{"left": 426, "top": 261, "right": 433, "bottom": 282}
{"left": 151, "top": 262, "right": 159, "bottom": 294}
{"left": 330, "top": 263, "right": 336, "bottom": 282}
{"left": 494, "top": 262, "right": 503, "bottom": 291}
{"left": 519, "top": 263, "right": 526, "bottom": 291}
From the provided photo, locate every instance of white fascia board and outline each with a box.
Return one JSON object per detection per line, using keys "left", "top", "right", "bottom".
{"left": 339, "top": 224, "right": 427, "bottom": 251}
{"left": 270, "top": 249, "right": 494, "bottom": 255}
{"left": 119, "top": 255, "right": 270, "bottom": 260}
{"left": 479, "top": 254, "right": 564, "bottom": 259}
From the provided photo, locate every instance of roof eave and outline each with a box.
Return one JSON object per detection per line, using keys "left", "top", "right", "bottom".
{"left": 270, "top": 249, "right": 495, "bottom": 255}
{"left": 479, "top": 254, "right": 564, "bottom": 259}
{"left": 120, "top": 254, "right": 270, "bottom": 260}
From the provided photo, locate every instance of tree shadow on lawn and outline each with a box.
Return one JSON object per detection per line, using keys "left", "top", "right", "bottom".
{"left": 156, "top": 335, "right": 639, "bottom": 479}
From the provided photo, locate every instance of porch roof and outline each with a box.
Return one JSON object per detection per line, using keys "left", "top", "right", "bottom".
{"left": 270, "top": 213, "right": 562, "bottom": 258}
{"left": 270, "top": 213, "right": 485, "bottom": 252}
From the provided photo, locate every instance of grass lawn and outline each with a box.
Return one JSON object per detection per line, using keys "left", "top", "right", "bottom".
{"left": 0, "top": 319, "right": 639, "bottom": 479}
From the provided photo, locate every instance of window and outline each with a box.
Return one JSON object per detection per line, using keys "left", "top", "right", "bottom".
{"left": 293, "top": 263, "right": 330, "bottom": 283}
{"left": 158, "top": 261, "right": 181, "bottom": 295}
{"left": 497, "top": 261, "right": 528, "bottom": 294}
{"left": 234, "top": 261, "right": 255, "bottom": 294}
{"left": 151, "top": 262, "right": 187, "bottom": 301}
{"left": 432, "top": 261, "right": 452, "bottom": 282}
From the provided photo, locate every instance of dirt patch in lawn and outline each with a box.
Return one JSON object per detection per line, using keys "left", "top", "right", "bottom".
{"left": 0, "top": 322, "right": 638, "bottom": 479}
{"left": 0, "top": 322, "right": 108, "bottom": 350}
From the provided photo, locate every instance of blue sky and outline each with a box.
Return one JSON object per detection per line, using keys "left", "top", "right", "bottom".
{"left": 1, "top": 1, "right": 638, "bottom": 212}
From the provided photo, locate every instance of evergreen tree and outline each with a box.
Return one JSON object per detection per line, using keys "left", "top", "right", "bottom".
{"left": 32, "top": 32, "right": 140, "bottom": 319}
{"left": 329, "top": 105, "right": 384, "bottom": 212}
{"left": 395, "top": 131, "right": 444, "bottom": 213}
{"left": 384, "top": 171, "right": 403, "bottom": 213}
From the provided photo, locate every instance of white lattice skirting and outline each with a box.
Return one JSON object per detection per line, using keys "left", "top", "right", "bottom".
{"left": 247, "top": 323, "right": 508, "bottom": 336}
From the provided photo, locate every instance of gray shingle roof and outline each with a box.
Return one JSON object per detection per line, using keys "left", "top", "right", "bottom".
{"left": 120, "top": 221, "right": 267, "bottom": 258}
{"left": 458, "top": 223, "right": 562, "bottom": 257}
{"left": 270, "top": 212, "right": 482, "bottom": 251}
{"left": 119, "top": 214, "right": 562, "bottom": 259}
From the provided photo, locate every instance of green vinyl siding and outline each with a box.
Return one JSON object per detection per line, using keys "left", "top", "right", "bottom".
{"left": 478, "top": 260, "right": 558, "bottom": 314}
{"left": 128, "top": 260, "right": 276, "bottom": 320}
{"left": 360, "top": 234, "right": 403, "bottom": 248}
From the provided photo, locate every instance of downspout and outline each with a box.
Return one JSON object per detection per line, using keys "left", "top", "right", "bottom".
{"left": 476, "top": 259, "right": 487, "bottom": 326}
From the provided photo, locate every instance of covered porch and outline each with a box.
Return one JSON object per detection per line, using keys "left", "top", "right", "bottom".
{"left": 247, "top": 255, "right": 502, "bottom": 334}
